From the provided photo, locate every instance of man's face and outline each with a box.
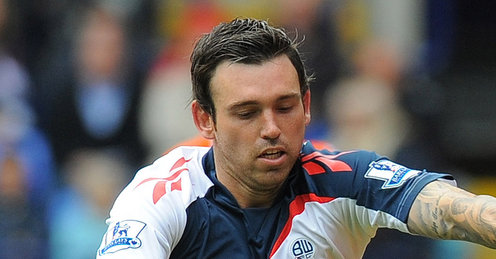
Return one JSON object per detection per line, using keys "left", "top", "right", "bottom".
{"left": 208, "top": 55, "right": 311, "bottom": 195}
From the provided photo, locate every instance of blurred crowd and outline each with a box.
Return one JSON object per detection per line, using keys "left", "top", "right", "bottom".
{"left": 0, "top": 0, "right": 495, "bottom": 258}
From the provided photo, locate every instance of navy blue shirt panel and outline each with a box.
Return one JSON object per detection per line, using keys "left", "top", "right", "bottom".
{"left": 170, "top": 144, "right": 453, "bottom": 258}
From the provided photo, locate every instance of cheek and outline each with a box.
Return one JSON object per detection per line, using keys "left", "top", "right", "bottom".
{"left": 283, "top": 114, "right": 307, "bottom": 147}
{"left": 284, "top": 111, "right": 307, "bottom": 132}
{"left": 216, "top": 115, "right": 258, "bottom": 140}
{"left": 214, "top": 127, "right": 254, "bottom": 170}
{"left": 214, "top": 121, "right": 249, "bottom": 154}
{"left": 290, "top": 124, "right": 306, "bottom": 146}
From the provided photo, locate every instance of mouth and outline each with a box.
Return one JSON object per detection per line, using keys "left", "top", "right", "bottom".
{"left": 258, "top": 149, "right": 285, "bottom": 160}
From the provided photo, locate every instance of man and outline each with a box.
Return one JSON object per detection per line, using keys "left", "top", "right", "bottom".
{"left": 97, "top": 18, "right": 496, "bottom": 258}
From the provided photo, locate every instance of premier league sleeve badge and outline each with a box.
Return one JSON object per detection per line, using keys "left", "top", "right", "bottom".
{"left": 365, "top": 160, "right": 422, "bottom": 189}
{"left": 98, "top": 220, "right": 147, "bottom": 255}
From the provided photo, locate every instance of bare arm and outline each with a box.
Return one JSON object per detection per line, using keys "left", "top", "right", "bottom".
{"left": 408, "top": 180, "right": 496, "bottom": 248}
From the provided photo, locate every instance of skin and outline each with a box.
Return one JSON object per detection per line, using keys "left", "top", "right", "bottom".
{"left": 408, "top": 180, "right": 496, "bottom": 248}
{"left": 191, "top": 48, "right": 496, "bottom": 249}
{"left": 192, "top": 55, "right": 311, "bottom": 208}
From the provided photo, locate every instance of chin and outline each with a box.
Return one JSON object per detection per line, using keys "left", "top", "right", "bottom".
{"left": 262, "top": 167, "right": 292, "bottom": 183}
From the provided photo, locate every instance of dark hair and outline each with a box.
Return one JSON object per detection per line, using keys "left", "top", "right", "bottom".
{"left": 190, "top": 18, "right": 311, "bottom": 119}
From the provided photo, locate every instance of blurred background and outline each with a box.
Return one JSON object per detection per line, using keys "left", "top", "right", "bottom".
{"left": 0, "top": 0, "right": 494, "bottom": 258}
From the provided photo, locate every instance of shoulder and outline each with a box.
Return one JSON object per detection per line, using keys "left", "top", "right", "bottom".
{"left": 121, "top": 146, "right": 212, "bottom": 208}
{"left": 300, "top": 141, "right": 380, "bottom": 175}
{"left": 106, "top": 146, "right": 213, "bottom": 232}
{"left": 97, "top": 146, "right": 213, "bottom": 257}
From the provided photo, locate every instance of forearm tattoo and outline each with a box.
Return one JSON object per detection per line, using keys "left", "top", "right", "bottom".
{"left": 408, "top": 180, "right": 496, "bottom": 248}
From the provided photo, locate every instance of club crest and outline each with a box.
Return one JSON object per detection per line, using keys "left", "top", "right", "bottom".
{"left": 290, "top": 238, "right": 315, "bottom": 259}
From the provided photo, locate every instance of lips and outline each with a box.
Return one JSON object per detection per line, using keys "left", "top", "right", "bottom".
{"left": 259, "top": 149, "right": 285, "bottom": 159}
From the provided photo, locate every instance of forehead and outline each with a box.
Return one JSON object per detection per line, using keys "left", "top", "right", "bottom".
{"left": 210, "top": 55, "right": 301, "bottom": 106}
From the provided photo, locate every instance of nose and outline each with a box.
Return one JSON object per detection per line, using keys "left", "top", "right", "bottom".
{"left": 260, "top": 111, "right": 281, "bottom": 140}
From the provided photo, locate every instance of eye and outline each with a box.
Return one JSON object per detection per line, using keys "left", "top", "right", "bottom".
{"left": 236, "top": 110, "right": 257, "bottom": 119}
{"left": 277, "top": 105, "right": 294, "bottom": 113}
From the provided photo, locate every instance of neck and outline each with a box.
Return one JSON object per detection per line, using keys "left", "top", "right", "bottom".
{"left": 216, "top": 169, "right": 282, "bottom": 209}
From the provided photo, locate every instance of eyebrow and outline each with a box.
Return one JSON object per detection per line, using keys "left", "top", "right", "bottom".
{"left": 227, "top": 93, "right": 301, "bottom": 111}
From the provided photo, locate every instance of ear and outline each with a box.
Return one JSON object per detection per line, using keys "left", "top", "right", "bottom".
{"left": 303, "top": 90, "right": 311, "bottom": 126}
{"left": 192, "top": 100, "right": 215, "bottom": 139}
